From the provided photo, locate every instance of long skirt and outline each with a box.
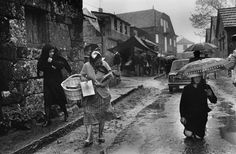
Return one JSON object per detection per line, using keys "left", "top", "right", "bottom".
{"left": 82, "top": 93, "right": 115, "bottom": 126}
{"left": 184, "top": 113, "right": 208, "bottom": 138}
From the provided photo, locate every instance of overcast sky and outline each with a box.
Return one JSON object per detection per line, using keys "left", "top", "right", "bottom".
{"left": 83, "top": 0, "right": 221, "bottom": 43}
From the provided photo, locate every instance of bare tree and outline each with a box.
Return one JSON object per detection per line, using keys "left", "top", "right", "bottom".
{"left": 190, "top": 0, "right": 233, "bottom": 37}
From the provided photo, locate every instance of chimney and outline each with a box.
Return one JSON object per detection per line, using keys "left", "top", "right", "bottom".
{"left": 99, "top": 8, "right": 103, "bottom": 12}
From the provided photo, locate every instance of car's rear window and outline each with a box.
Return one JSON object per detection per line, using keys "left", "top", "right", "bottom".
{"left": 170, "top": 59, "right": 189, "bottom": 72}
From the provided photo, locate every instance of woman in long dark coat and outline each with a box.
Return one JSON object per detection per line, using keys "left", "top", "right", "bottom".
{"left": 180, "top": 73, "right": 217, "bottom": 139}
{"left": 37, "top": 44, "right": 71, "bottom": 127}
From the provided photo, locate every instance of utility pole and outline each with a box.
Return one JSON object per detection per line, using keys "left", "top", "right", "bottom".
{"left": 98, "top": 0, "right": 104, "bottom": 55}
{"left": 99, "top": 0, "right": 102, "bottom": 8}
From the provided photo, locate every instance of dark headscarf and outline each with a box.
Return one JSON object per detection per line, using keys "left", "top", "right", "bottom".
{"left": 190, "top": 75, "right": 206, "bottom": 88}
{"left": 39, "top": 44, "right": 54, "bottom": 62}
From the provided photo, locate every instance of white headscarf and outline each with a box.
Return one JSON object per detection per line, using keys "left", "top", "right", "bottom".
{"left": 91, "top": 49, "right": 101, "bottom": 59}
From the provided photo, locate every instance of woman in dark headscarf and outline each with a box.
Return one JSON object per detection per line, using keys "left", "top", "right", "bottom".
{"left": 0, "top": 69, "right": 10, "bottom": 121}
{"left": 180, "top": 73, "right": 217, "bottom": 139}
{"left": 37, "top": 44, "right": 72, "bottom": 127}
{"left": 80, "top": 47, "right": 114, "bottom": 147}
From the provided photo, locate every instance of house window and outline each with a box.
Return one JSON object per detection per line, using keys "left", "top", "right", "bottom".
{"left": 163, "top": 20, "right": 166, "bottom": 32}
{"left": 219, "top": 40, "right": 222, "bottom": 51}
{"left": 133, "top": 29, "right": 138, "bottom": 36}
{"left": 124, "top": 25, "right": 127, "bottom": 34}
{"left": 223, "top": 39, "right": 225, "bottom": 50}
{"left": 183, "top": 44, "right": 188, "bottom": 50}
{"left": 174, "top": 40, "right": 176, "bottom": 47}
{"left": 161, "top": 18, "right": 163, "bottom": 26}
{"left": 114, "top": 19, "right": 117, "bottom": 31}
{"left": 170, "top": 38, "right": 172, "bottom": 46}
{"left": 164, "top": 37, "right": 167, "bottom": 51}
{"left": 120, "top": 21, "right": 123, "bottom": 33}
{"left": 155, "top": 34, "right": 159, "bottom": 43}
{"left": 25, "top": 7, "right": 47, "bottom": 45}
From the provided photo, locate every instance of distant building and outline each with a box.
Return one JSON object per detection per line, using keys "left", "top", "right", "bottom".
{"left": 216, "top": 7, "right": 236, "bottom": 58}
{"left": 117, "top": 9, "right": 177, "bottom": 55}
{"left": 130, "top": 26, "right": 159, "bottom": 52}
{"left": 176, "top": 37, "right": 194, "bottom": 53}
{"left": 83, "top": 9, "right": 131, "bottom": 65}
{"left": 130, "top": 26, "right": 152, "bottom": 40}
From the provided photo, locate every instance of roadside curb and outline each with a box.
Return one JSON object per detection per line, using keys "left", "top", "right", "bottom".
{"left": 111, "top": 85, "right": 143, "bottom": 106}
{"left": 13, "top": 85, "right": 143, "bottom": 154}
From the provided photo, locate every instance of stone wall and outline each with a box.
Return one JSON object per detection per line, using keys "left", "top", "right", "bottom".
{"left": 0, "top": 0, "right": 83, "bottom": 120}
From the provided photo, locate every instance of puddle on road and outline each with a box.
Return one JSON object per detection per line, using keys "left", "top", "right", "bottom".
{"left": 135, "top": 98, "right": 166, "bottom": 119}
{"left": 216, "top": 99, "right": 236, "bottom": 145}
{"left": 219, "top": 115, "right": 236, "bottom": 145}
{"left": 183, "top": 138, "right": 210, "bottom": 154}
{"left": 217, "top": 101, "right": 235, "bottom": 115}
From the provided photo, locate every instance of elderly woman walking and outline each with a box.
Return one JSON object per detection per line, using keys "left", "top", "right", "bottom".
{"left": 80, "top": 47, "right": 114, "bottom": 147}
{"left": 180, "top": 73, "right": 217, "bottom": 140}
{"left": 37, "top": 44, "right": 71, "bottom": 127}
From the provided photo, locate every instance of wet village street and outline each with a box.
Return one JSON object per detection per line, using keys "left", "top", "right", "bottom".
{"left": 3, "top": 1, "right": 236, "bottom": 154}
{"left": 35, "top": 72, "right": 236, "bottom": 154}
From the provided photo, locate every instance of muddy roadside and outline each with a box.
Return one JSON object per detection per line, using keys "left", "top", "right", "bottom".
{"left": 35, "top": 79, "right": 164, "bottom": 154}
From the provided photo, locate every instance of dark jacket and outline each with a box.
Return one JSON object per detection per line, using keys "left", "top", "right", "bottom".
{"left": 113, "top": 52, "right": 121, "bottom": 65}
{"left": 37, "top": 55, "right": 71, "bottom": 80}
{"left": 189, "top": 56, "right": 202, "bottom": 63}
{"left": 37, "top": 55, "right": 71, "bottom": 105}
{"left": 180, "top": 83, "right": 217, "bottom": 118}
{"left": 0, "top": 71, "right": 8, "bottom": 101}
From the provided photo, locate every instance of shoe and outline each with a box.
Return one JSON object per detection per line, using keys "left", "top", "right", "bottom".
{"left": 42, "top": 120, "right": 51, "bottom": 127}
{"left": 83, "top": 140, "right": 93, "bottom": 147}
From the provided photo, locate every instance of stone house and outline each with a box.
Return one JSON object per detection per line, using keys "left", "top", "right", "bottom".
{"left": 0, "top": 0, "right": 83, "bottom": 120}
{"left": 83, "top": 9, "right": 131, "bottom": 66}
{"left": 216, "top": 7, "right": 236, "bottom": 58}
{"left": 117, "top": 9, "right": 177, "bottom": 56}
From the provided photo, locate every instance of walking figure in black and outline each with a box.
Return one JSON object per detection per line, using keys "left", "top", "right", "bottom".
{"left": 37, "top": 44, "right": 71, "bottom": 127}
{"left": 189, "top": 50, "right": 202, "bottom": 63}
{"left": 180, "top": 73, "right": 217, "bottom": 139}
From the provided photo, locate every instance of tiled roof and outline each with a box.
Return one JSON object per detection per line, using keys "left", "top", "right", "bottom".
{"left": 117, "top": 9, "right": 162, "bottom": 28}
{"left": 177, "top": 38, "right": 194, "bottom": 45}
{"left": 219, "top": 7, "right": 236, "bottom": 27}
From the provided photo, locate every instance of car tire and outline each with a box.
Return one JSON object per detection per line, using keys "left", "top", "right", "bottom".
{"left": 169, "top": 86, "right": 173, "bottom": 92}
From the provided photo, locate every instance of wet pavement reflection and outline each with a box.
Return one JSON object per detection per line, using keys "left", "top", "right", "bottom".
{"left": 217, "top": 98, "right": 236, "bottom": 145}
{"left": 219, "top": 115, "right": 236, "bottom": 145}
{"left": 183, "top": 138, "right": 209, "bottom": 154}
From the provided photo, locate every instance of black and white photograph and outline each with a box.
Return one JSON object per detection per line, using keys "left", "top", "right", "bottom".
{"left": 1, "top": 0, "right": 236, "bottom": 153}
